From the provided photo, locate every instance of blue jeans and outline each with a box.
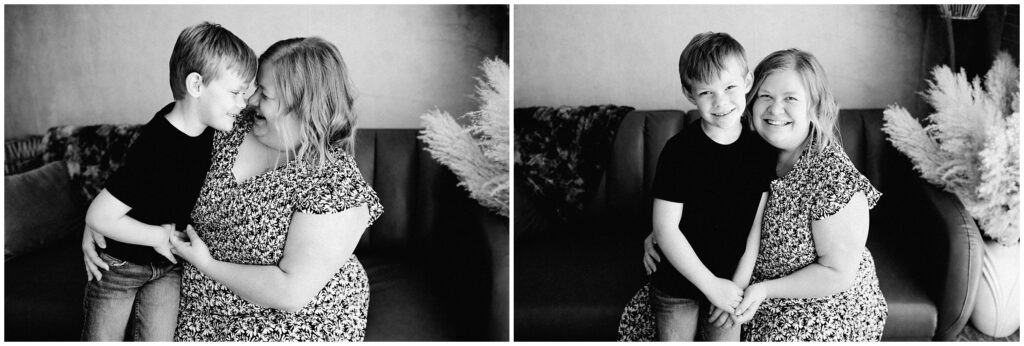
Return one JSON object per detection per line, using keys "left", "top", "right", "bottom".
{"left": 650, "top": 286, "right": 740, "bottom": 341}
{"left": 81, "top": 252, "right": 181, "bottom": 341}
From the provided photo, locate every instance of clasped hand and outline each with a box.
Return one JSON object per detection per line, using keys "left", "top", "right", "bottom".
{"left": 706, "top": 282, "right": 766, "bottom": 328}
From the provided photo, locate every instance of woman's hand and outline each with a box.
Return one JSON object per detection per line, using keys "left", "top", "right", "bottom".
{"left": 734, "top": 282, "right": 766, "bottom": 324}
{"left": 707, "top": 306, "right": 737, "bottom": 328}
{"left": 642, "top": 232, "right": 661, "bottom": 275}
{"left": 82, "top": 225, "right": 109, "bottom": 281}
{"left": 170, "top": 225, "right": 212, "bottom": 269}
{"left": 703, "top": 277, "right": 743, "bottom": 314}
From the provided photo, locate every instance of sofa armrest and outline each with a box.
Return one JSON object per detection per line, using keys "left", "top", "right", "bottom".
{"left": 915, "top": 180, "right": 984, "bottom": 341}
{"left": 470, "top": 203, "right": 509, "bottom": 341}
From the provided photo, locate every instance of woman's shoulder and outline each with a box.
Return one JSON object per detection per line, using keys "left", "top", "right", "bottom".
{"left": 292, "top": 146, "right": 383, "bottom": 221}
{"left": 801, "top": 141, "right": 858, "bottom": 176}
{"left": 801, "top": 141, "right": 881, "bottom": 219}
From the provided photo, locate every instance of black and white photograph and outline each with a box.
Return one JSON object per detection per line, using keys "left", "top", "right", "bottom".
{"left": 5, "top": 4, "right": 509, "bottom": 341}
{"left": 4, "top": 1, "right": 1021, "bottom": 344}
{"left": 513, "top": 4, "right": 1018, "bottom": 342}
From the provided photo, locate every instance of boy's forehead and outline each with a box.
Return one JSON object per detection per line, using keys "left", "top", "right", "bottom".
{"left": 694, "top": 66, "right": 746, "bottom": 87}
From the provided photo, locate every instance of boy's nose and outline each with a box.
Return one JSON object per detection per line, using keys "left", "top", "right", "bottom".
{"left": 713, "top": 93, "right": 729, "bottom": 107}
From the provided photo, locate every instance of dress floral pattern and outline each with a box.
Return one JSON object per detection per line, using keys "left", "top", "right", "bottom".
{"left": 744, "top": 139, "right": 886, "bottom": 341}
{"left": 617, "top": 140, "right": 887, "bottom": 341}
{"left": 174, "top": 114, "right": 383, "bottom": 341}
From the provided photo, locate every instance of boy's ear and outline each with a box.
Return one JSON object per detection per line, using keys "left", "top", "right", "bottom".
{"left": 743, "top": 72, "right": 753, "bottom": 93}
{"left": 185, "top": 72, "right": 204, "bottom": 98}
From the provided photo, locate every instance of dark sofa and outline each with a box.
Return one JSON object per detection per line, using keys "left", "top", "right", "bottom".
{"left": 4, "top": 126, "right": 508, "bottom": 341}
{"left": 514, "top": 109, "right": 982, "bottom": 341}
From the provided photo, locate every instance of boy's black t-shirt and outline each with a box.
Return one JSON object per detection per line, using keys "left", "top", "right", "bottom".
{"left": 102, "top": 102, "right": 214, "bottom": 264}
{"left": 650, "top": 121, "right": 776, "bottom": 299}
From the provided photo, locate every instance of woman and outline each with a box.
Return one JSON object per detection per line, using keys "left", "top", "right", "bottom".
{"left": 734, "top": 48, "right": 887, "bottom": 341}
{"left": 620, "top": 49, "right": 887, "bottom": 341}
{"left": 168, "top": 37, "right": 381, "bottom": 341}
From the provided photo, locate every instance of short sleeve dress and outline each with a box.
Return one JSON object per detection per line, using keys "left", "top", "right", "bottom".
{"left": 744, "top": 139, "right": 887, "bottom": 342}
{"left": 174, "top": 115, "right": 384, "bottom": 341}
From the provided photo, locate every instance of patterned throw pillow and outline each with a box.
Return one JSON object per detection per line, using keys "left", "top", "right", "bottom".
{"left": 514, "top": 105, "right": 634, "bottom": 223}
{"left": 42, "top": 124, "right": 144, "bottom": 202}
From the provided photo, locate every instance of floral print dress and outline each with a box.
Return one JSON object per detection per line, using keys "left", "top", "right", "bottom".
{"left": 618, "top": 140, "right": 887, "bottom": 341}
{"left": 744, "top": 140, "right": 886, "bottom": 341}
{"left": 174, "top": 115, "right": 383, "bottom": 341}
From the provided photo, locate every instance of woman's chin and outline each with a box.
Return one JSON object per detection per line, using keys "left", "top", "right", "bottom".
{"left": 253, "top": 119, "right": 269, "bottom": 136}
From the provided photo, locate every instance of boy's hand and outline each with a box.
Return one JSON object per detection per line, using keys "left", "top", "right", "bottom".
{"left": 703, "top": 277, "right": 743, "bottom": 314}
{"left": 170, "top": 225, "right": 213, "bottom": 269}
{"left": 152, "top": 224, "right": 177, "bottom": 264}
{"left": 82, "top": 225, "right": 109, "bottom": 281}
{"left": 642, "top": 232, "right": 661, "bottom": 275}
{"left": 734, "top": 282, "right": 766, "bottom": 324}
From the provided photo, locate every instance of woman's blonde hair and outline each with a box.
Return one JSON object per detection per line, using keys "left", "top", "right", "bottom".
{"left": 260, "top": 37, "right": 357, "bottom": 168}
{"left": 746, "top": 48, "right": 839, "bottom": 154}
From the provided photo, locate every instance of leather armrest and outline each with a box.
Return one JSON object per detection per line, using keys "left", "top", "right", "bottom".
{"left": 915, "top": 180, "right": 984, "bottom": 340}
{"left": 470, "top": 203, "right": 509, "bottom": 341}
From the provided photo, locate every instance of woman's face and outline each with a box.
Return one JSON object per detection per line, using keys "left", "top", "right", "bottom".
{"left": 751, "top": 69, "right": 812, "bottom": 152}
{"left": 247, "top": 63, "right": 303, "bottom": 152}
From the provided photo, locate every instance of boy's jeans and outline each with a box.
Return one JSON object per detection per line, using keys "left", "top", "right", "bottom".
{"left": 81, "top": 252, "right": 181, "bottom": 341}
{"left": 650, "top": 286, "right": 740, "bottom": 341}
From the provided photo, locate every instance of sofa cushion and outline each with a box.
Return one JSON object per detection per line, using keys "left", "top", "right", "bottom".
{"left": 515, "top": 229, "right": 645, "bottom": 340}
{"left": 4, "top": 230, "right": 87, "bottom": 341}
{"left": 4, "top": 161, "right": 85, "bottom": 260}
{"left": 361, "top": 256, "right": 454, "bottom": 341}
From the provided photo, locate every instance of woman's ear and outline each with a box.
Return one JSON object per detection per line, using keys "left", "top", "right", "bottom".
{"left": 185, "top": 72, "right": 204, "bottom": 98}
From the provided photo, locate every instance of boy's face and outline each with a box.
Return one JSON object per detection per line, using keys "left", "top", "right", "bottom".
{"left": 751, "top": 68, "right": 811, "bottom": 153}
{"left": 247, "top": 64, "right": 304, "bottom": 152}
{"left": 197, "top": 68, "right": 249, "bottom": 132}
{"left": 684, "top": 58, "right": 752, "bottom": 132}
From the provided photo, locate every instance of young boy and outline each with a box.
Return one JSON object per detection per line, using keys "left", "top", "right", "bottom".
{"left": 646, "top": 32, "right": 775, "bottom": 341}
{"left": 80, "top": 21, "right": 257, "bottom": 341}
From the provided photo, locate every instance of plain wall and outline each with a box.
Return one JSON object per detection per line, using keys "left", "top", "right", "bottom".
{"left": 5, "top": 5, "right": 505, "bottom": 138}
{"left": 515, "top": 5, "right": 926, "bottom": 115}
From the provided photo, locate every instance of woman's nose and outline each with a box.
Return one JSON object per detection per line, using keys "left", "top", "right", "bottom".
{"left": 768, "top": 100, "right": 784, "bottom": 115}
{"left": 246, "top": 92, "right": 259, "bottom": 108}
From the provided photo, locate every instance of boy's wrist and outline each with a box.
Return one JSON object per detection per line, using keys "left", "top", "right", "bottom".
{"left": 691, "top": 272, "right": 717, "bottom": 293}
{"left": 145, "top": 224, "right": 170, "bottom": 247}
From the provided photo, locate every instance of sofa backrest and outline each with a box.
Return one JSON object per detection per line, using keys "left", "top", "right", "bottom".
{"left": 593, "top": 108, "right": 897, "bottom": 239}
{"left": 30, "top": 124, "right": 464, "bottom": 257}
{"left": 353, "top": 129, "right": 469, "bottom": 256}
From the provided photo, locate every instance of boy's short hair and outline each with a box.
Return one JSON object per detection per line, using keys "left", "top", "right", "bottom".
{"left": 169, "top": 22, "right": 257, "bottom": 100}
{"left": 678, "top": 32, "right": 748, "bottom": 94}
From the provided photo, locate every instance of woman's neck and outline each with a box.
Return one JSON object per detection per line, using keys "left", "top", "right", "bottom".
{"left": 775, "top": 138, "right": 809, "bottom": 178}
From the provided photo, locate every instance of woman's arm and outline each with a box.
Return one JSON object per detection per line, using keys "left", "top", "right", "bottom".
{"left": 652, "top": 198, "right": 743, "bottom": 313}
{"left": 737, "top": 191, "right": 869, "bottom": 311}
{"left": 172, "top": 204, "right": 369, "bottom": 313}
{"left": 731, "top": 192, "right": 767, "bottom": 289}
{"left": 85, "top": 189, "right": 176, "bottom": 262}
